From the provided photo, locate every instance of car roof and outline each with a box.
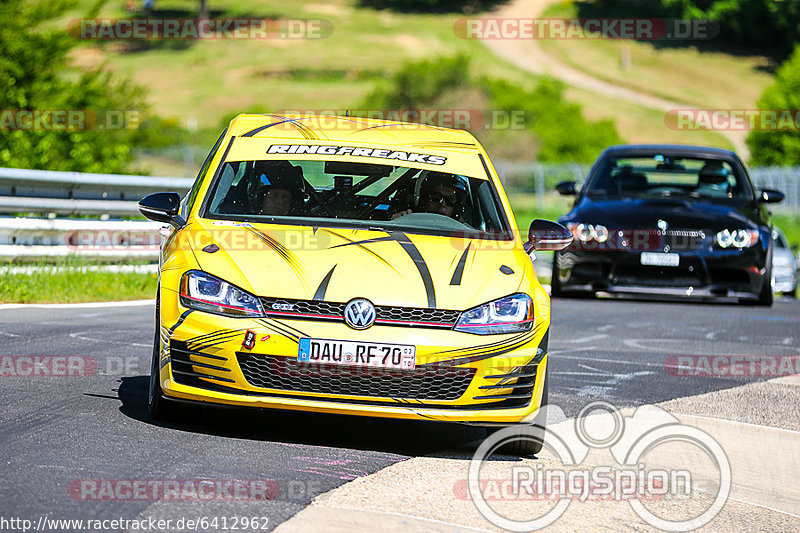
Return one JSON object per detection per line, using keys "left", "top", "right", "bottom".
{"left": 599, "top": 144, "right": 740, "bottom": 161}
{"left": 225, "top": 114, "right": 481, "bottom": 152}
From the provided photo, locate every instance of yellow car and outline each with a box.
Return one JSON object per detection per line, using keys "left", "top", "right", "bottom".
{"left": 139, "top": 114, "right": 572, "bottom": 455}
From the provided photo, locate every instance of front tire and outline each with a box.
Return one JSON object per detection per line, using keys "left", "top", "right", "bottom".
{"left": 756, "top": 246, "right": 774, "bottom": 307}
{"left": 487, "top": 369, "right": 549, "bottom": 457}
{"left": 149, "top": 295, "right": 176, "bottom": 420}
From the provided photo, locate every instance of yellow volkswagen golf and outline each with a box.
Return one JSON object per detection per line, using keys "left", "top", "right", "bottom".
{"left": 139, "top": 114, "right": 571, "bottom": 454}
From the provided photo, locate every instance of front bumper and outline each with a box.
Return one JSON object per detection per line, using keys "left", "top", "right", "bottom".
{"left": 156, "top": 289, "right": 550, "bottom": 425}
{"left": 555, "top": 245, "right": 769, "bottom": 301}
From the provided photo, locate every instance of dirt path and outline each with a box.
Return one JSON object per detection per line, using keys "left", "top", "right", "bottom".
{"left": 481, "top": 0, "right": 749, "bottom": 157}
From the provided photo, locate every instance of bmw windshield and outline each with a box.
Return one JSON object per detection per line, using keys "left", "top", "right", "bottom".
{"left": 585, "top": 156, "right": 752, "bottom": 202}
{"left": 203, "top": 159, "right": 511, "bottom": 238}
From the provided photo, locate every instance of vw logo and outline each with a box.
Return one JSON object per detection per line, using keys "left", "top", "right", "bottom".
{"left": 343, "top": 298, "right": 376, "bottom": 330}
{"left": 657, "top": 219, "right": 668, "bottom": 231}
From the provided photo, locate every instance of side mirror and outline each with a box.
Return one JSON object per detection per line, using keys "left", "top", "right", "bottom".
{"left": 759, "top": 189, "right": 785, "bottom": 203}
{"left": 138, "top": 192, "right": 185, "bottom": 229}
{"left": 525, "top": 219, "right": 573, "bottom": 253}
{"left": 555, "top": 181, "right": 577, "bottom": 196}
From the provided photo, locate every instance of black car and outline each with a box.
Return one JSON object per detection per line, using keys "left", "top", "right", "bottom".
{"left": 552, "top": 145, "right": 784, "bottom": 305}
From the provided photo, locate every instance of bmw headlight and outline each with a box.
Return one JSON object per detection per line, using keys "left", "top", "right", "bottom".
{"left": 567, "top": 223, "right": 609, "bottom": 243}
{"left": 179, "top": 270, "right": 264, "bottom": 317}
{"left": 455, "top": 293, "right": 534, "bottom": 335}
{"left": 715, "top": 229, "right": 758, "bottom": 249}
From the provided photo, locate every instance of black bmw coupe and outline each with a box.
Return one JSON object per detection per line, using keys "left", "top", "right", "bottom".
{"left": 552, "top": 145, "right": 784, "bottom": 305}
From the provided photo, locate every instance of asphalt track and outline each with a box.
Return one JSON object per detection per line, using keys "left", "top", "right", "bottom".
{"left": 0, "top": 296, "right": 798, "bottom": 531}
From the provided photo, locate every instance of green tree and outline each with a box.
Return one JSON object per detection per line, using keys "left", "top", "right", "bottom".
{"left": 747, "top": 45, "right": 800, "bottom": 166}
{"left": 0, "top": 0, "right": 157, "bottom": 172}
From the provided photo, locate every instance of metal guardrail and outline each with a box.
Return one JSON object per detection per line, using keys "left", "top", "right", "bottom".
{"left": 0, "top": 166, "right": 192, "bottom": 216}
{"left": 0, "top": 166, "right": 189, "bottom": 260}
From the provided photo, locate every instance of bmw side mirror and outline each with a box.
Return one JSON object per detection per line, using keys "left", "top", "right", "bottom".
{"left": 526, "top": 219, "right": 573, "bottom": 253}
{"left": 139, "top": 192, "right": 186, "bottom": 229}
{"left": 555, "top": 181, "right": 577, "bottom": 196}
{"left": 759, "top": 189, "right": 784, "bottom": 204}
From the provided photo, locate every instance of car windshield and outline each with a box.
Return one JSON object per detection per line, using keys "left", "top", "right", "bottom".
{"left": 203, "top": 159, "right": 509, "bottom": 237}
{"left": 586, "top": 156, "right": 750, "bottom": 201}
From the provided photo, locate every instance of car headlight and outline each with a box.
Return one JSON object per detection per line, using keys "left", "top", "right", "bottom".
{"left": 179, "top": 270, "right": 264, "bottom": 318}
{"left": 715, "top": 229, "right": 758, "bottom": 249}
{"left": 567, "top": 223, "right": 608, "bottom": 243}
{"left": 455, "top": 293, "right": 534, "bottom": 335}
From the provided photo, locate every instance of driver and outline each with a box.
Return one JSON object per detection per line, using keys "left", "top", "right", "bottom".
{"left": 391, "top": 172, "right": 467, "bottom": 220}
{"left": 252, "top": 161, "right": 304, "bottom": 216}
{"left": 694, "top": 161, "right": 731, "bottom": 197}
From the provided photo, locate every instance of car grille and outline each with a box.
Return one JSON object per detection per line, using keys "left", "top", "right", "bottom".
{"left": 237, "top": 353, "right": 475, "bottom": 401}
{"left": 613, "top": 264, "right": 702, "bottom": 287}
{"left": 260, "top": 297, "right": 460, "bottom": 329}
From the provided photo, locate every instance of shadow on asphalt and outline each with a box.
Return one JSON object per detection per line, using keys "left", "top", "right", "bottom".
{"left": 117, "top": 376, "right": 487, "bottom": 459}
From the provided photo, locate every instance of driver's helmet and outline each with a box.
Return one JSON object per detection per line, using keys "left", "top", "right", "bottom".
{"left": 252, "top": 160, "right": 304, "bottom": 212}
{"left": 414, "top": 171, "right": 469, "bottom": 219}
{"left": 698, "top": 161, "right": 729, "bottom": 185}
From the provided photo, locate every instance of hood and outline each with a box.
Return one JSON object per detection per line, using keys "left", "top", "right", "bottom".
{"left": 186, "top": 219, "right": 531, "bottom": 310}
{"left": 570, "top": 197, "right": 757, "bottom": 231}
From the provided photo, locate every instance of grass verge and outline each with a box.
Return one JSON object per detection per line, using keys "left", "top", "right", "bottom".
{"left": 0, "top": 259, "right": 157, "bottom": 304}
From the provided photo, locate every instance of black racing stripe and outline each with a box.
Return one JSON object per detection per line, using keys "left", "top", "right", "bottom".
{"left": 449, "top": 244, "right": 471, "bottom": 286}
{"left": 168, "top": 310, "right": 193, "bottom": 334}
{"left": 420, "top": 330, "right": 541, "bottom": 368}
{"left": 428, "top": 341, "right": 544, "bottom": 368}
{"left": 254, "top": 319, "right": 301, "bottom": 343}
{"left": 244, "top": 227, "right": 307, "bottom": 283}
{"left": 320, "top": 229, "right": 400, "bottom": 275}
{"left": 433, "top": 328, "right": 532, "bottom": 357}
{"left": 327, "top": 235, "right": 396, "bottom": 248}
{"left": 187, "top": 331, "right": 247, "bottom": 351}
{"left": 242, "top": 116, "right": 312, "bottom": 138}
{"left": 393, "top": 232, "right": 436, "bottom": 308}
{"left": 313, "top": 265, "right": 336, "bottom": 301}
{"left": 186, "top": 328, "right": 236, "bottom": 344}
{"left": 265, "top": 317, "right": 308, "bottom": 339}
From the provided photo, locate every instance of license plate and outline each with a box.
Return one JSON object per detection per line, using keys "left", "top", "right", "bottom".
{"left": 640, "top": 252, "right": 680, "bottom": 267}
{"left": 298, "top": 338, "right": 416, "bottom": 370}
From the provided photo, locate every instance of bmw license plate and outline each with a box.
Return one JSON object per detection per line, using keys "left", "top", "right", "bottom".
{"left": 640, "top": 252, "right": 680, "bottom": 267}
{"left": 298, "top": 338, "right": 416, "bottom": 370}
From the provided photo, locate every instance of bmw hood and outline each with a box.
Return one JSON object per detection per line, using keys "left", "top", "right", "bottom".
{"left": 186, "top": 219, "right": 531, "bottom": 311}
{"left": 571, "top": 198, "right": 757, "bottom": 232}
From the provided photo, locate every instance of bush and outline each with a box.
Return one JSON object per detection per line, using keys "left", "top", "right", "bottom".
{"left": 747, "top": 45, "right": 800, "bottom": 166}
{"left": 0, "top": 0, "right": 183, "bottom": 173}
